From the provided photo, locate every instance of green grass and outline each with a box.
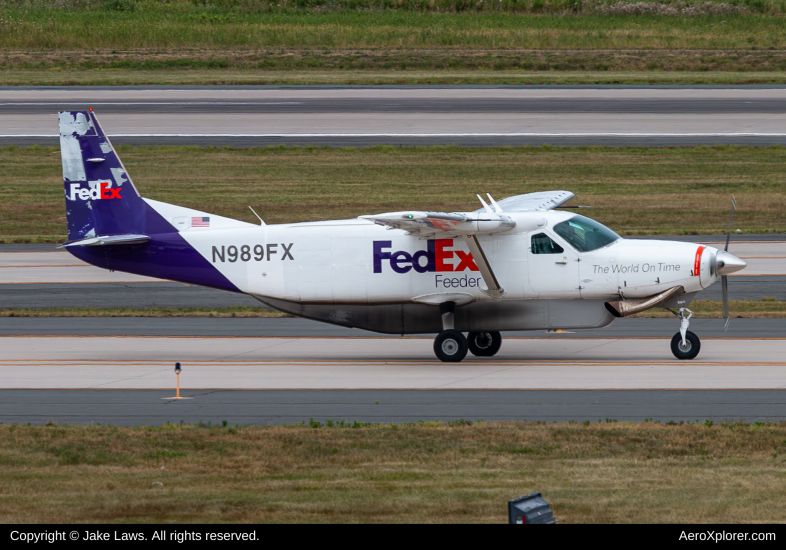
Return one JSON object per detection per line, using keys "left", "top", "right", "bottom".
{"left": 5, "top": 69, "right": 786, "bottom": 86}
{"left": 3, "top": 1, "right": 786, "bottom": 82}
{"left": 631, "top": 299, "right": 786, "bottom": 318}
{"left": 2, "top": 421, "right": 786, "bottom": 523}
{"left": 5, "top": 11, "right": 786, "bottom": 51}
{"left": 2, "top": 145, "right": 784, "bottom": 243}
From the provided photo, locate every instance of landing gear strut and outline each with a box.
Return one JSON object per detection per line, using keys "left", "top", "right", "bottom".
{"left": 433, "top": 302, "right": 503, "bottom": 362}
{"left": 434, "top": 302, "right": 468, "bottom": 363}
{"left": 670, "top": 307, "right": 701, "bottom": 360}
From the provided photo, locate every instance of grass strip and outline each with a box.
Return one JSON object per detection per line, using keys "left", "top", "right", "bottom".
{"left": 1, "top": 300, "right": 783, "bottom": 318}
{"left": 4, "top": 4, "right": 786, "bottom": 82}
{"left": 5, "top": 68, "right": 786, "bottom": 86}
{"left": 2, "top": 145, "right": 785, "bottom": 243}
{"left": 1, "top": 421, "right": 785, "bottom": 523}
{"left": 4, "top": 10, "right": 786, "bottom": 52}
{"left": 630, "top": 299, "right": 786, "bottom": 318}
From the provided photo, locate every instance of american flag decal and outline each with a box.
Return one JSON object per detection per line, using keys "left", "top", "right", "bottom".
{"left": 192, "top": 216, "right": 210, "bottom": 227}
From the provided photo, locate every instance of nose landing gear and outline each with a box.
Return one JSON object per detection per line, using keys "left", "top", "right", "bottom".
{"left": 670, "top": 307, "right": 701, "bottom": 360}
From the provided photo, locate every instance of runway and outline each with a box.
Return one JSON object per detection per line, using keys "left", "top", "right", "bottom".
{"left": 3, "top": 336, "right": 785, "bottom": 390}
{"left": 1, "top": 335, "right": 785, "bottom": 425}
{"left": 3, "top": 86, "right": 786, "bottom": 146}
{"left": 4, "top": 389, "right": 786, "bottom": 426}
{"left": 0, "top": 317, "right": 783, "bottom": 338}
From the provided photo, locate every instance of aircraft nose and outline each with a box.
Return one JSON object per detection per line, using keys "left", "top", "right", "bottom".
{"left": 715, "top": 250, "right": 747, "bottom": 276}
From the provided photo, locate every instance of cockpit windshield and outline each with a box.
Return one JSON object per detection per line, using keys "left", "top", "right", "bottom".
{"left": 552, "top": 215, "right": 620, "bottom": 252}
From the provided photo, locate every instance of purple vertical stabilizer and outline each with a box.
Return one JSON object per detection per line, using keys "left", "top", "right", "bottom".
{"left": 59, "top": 111, "right": 146, "bottom": 241}
{"left": 59, "top": 111, "right": 240, "bottom": 292}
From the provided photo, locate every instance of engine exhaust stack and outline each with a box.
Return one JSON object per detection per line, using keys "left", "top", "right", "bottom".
{"left": 605, "top": 286, "right": 685, "bottom": 318}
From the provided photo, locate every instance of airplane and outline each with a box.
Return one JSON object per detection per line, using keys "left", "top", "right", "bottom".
{"left": 57, "top": 110, "right": 748, "bottom": 362}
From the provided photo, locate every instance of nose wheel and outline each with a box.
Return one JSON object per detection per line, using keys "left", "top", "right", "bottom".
{"left": 670, "top": 307, "right": 701, "bottom": 360}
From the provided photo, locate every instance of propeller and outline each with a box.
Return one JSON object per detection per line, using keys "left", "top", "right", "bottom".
{"left": 721, "top": 196, "right": 736, "bottom": 331}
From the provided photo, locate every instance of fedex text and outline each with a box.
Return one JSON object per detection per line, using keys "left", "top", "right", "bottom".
{"left": 373, "top": 239, "right": 479, "bottom": 274}
{"left": 67, "top": 181, "right": 122, "bottom": 201}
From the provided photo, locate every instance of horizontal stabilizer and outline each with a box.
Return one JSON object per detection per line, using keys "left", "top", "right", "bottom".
{"left": 61, "top": 234, "right": 150, "bottom": 248}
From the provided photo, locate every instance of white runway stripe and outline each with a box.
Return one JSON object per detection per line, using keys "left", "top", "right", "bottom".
{"left": 0, "top": 101, "right": 303, "bottom": 106}
{"left": 6, "top": 132, "right": 786, "bottom": 138}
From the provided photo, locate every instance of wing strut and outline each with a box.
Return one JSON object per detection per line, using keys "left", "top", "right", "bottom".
{"left": 464, "top": 235, "right": 505, "bottom": 298}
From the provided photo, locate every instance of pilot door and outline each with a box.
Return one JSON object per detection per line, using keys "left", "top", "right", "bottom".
{"left": 527, "top": 232, "right": 581, "bottom": 298}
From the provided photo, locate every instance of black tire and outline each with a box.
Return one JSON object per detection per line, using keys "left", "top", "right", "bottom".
{"left": 467, "top": 331, "right": 502, "bottom": 357}
{"left": 670, "top": 331, "right": 701, "bottom": 360}
{"left": 434, "top": 330, "right": 468, "bottom": 363}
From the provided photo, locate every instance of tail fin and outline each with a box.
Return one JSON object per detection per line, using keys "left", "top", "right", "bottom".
{"left": 59, "top": 110, "right": 146, "bottom": 242}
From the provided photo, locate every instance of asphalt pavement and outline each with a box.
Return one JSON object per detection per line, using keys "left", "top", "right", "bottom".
{"left": 3, "top": 389, "right": 784, "bottom": 425}
{"left": 4, "top": 86, "right": 786, "bottom": 146}
{"left": 0, "top": 317, "right": 781, "bottom": 338}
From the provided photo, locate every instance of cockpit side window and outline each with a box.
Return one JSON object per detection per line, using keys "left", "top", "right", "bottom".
{"left": 553, "top": 215, "right": 620, "bottom": 253}
{"left": 531, "top": 233, "right": 564, "bottom": 255}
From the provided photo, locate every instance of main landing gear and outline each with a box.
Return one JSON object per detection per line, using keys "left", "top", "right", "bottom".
{"left": 433, "top": 302, "right": 502, "bottom": 362}
{"left": 670, "top": 307, "right": 701, "bottom": 360}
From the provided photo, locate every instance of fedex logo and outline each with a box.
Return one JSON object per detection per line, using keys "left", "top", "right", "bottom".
{"left": 67, "top": 181, "right": 122, "bottom": 201}
{"left": 373, "top": 239, "right": 479, "bottom": 274}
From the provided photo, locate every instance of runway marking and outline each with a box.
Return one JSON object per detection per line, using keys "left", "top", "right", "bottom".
{"left": 0, "top": 102, "right": 304, "bottom": 106}
{"left": 8, "top": 132, "right": 786, "bottom": 138}
{"left": 2, "top": 335, "right": 785, "bottom": 340}
{"left": 3, "top": 360, "right": 786, "bottom": 367}
{"left": 5, "top": 387, "right": 786, "bottom": 392}
{"left": 729, "top": 273, "right": 786, "bottom": 276}
{"left": 0, "top": 265, "right": 81, "bottom": 268}
{"left": 0, "top": 280, "right": 167, "bottom": 285}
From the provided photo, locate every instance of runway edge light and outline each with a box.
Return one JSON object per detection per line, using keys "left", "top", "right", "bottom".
{"left": 508, "top": 492, "right": 557, "bottom": 524}
{"left": 163, "top": 362, "right": 193, "bottom": 400}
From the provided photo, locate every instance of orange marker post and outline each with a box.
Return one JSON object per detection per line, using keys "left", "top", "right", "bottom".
{"left": 163, "top": 362, "right": 193, "bottom": 400}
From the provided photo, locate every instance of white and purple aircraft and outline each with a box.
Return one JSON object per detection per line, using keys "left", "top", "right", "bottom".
{"left": 59, "top": 110, "right": 747, "bottom": 362}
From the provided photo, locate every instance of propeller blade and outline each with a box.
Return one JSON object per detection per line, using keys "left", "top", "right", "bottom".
{"left": 725, "top": 196, "right": 737, "bottom": 252}
{"left": 722, "top": 275, "right": 730, "bottom": 331}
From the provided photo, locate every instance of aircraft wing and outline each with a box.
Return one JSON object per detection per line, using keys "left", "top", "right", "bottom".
{"left": 479, "top": 190, "right": 575, "bottom": 213}
{"left": 359, "top": 211, "right": 514, "bottom": 237}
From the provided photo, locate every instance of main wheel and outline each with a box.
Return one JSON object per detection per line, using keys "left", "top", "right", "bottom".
{"left": 434, "top": 330, "right": 468, "bottom": 363}
{"left": 670, "top": 331, "right": 701, "bottom": 360}
{"left": 467, "top": 331, "right": 502, "bottom": 357}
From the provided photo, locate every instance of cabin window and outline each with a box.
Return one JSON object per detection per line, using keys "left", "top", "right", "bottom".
{"left": 531, "top": 233, "right": 564, "bottom": 254}
{"left": 553, "top": 215, "right": 620, "bottom": 253}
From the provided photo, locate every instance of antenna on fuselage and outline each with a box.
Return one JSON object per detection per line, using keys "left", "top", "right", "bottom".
{"left": 486, "top": 194, "right": 503, "bottom": 213}
{"left": 248, "top": 206, "right": 266, "bottom": 226}
{"left": 476, "top": 194, "right": 493, "bottom": 214}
